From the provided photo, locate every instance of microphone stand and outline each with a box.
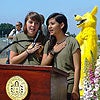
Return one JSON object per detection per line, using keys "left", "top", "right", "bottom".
{"left": 0, "top": 30, "right": 40, "bottom": 54}
{"left": 0, "top": 40, "right": 34, "bottom": 54}
{"left": 0, "top": 31, "right": 41, "bottom": 54}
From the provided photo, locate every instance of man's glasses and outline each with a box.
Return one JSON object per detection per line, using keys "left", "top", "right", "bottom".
{"left": 16, "top": 24, "right": 20, "bottom": 26}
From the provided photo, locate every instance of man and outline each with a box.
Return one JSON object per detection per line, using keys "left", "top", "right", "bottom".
{"left": 6, "top": 21, "right": 23, "bottom": 64}
{"left": 8, "top": 21, "right": 23, "bottom": 44}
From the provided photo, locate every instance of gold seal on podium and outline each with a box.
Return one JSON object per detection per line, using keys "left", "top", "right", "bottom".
{"left": 6, "top": 76, "right": 28, "bottom": 100}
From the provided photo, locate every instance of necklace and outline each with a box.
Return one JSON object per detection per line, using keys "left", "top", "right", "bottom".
{"left": 56, "top": 38, "right": 66, "bottom": 45}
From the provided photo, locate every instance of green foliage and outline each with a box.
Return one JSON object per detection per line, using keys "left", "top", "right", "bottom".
{"left": 84, "top": 50, "right": 96, "bottom": 79}
{"left": 97, "top": 80, "right": 100, "bottom": 99}
{"left": 98, "top": 34, "right": 100, "bottom": 40}
{"left": 66, "top": 32, "right": 76, "bottom": 37}
{"left": 0, "top": 23, "right": 15, "bottom": 37}
{"left": 84, "top": 58, "right": 90, "bottom": 76}
{"left": 98, "top": 42, "right": 100, "bottom": 49}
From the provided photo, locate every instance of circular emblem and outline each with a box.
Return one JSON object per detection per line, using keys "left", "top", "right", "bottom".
{"left": 6, "top": 76, "right": 28, "bottom": 100}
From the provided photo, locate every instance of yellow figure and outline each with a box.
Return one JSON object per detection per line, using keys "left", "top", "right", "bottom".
{"left": 74, "top": 6, "right": 98, "bottom": 96}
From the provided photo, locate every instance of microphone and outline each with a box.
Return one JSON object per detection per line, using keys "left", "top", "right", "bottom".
{"left": 32, "top": 30, "right": 40, "bottom": 47}
{"left": 0, "top": 39, "right": 34, "bottom": 54}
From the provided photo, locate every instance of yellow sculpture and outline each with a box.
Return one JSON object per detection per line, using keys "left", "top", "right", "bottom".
{"left": 74, "top": 6, "right": 98, "bottom": 96}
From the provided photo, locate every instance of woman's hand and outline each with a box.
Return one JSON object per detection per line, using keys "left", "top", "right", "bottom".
{"left": 27, "top": 42, "right": 43, "bottom": 54}
{"left": 71, "top": 91, "right": 80, "bottom": 100}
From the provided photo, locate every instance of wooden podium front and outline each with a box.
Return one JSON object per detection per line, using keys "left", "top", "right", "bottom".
{"left": 0, "top": 64, "right": 68, "bottom": 100}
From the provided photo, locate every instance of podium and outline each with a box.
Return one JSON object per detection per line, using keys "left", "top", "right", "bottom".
{"left": 0, "top": 64, "right": 68, "bottom": 100}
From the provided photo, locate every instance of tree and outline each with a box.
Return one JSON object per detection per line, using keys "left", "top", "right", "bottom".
{"left": 66, "top": 31, "right": 76, "bottom": 37}
{"left": 0, "top": 23, "right": 15, "bottom": 37}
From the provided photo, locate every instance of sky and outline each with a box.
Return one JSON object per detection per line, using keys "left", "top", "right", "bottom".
{"left": 0, "top": 0, "right": 100, "bottom": 35}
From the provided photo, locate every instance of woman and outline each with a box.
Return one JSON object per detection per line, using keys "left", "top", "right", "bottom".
{"left": 10, "top": 12, "right": 46, "bottom": 65}
{"left": 41, "top": 13, "right": 81, "bottom": 100}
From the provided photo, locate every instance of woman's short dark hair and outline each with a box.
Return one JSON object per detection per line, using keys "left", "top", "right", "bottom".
{"left": 23, "top": 12, "right": 41, "bottom": 34}
{"left": 46, "top": 13, "right": 68, "bottom": 33}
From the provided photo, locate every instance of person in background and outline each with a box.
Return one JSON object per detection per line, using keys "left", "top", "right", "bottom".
{"left": 41, "top": 13, "right": 81, "bottom": 100}
{"left": 10, "top": 11, "right": 46, "bottom": 65}
{"left": 6, "top": 21, "right": 23, "bottom": 64}
{"left": 39, "top": 14, "right": 49, "bottom": 37}
{"left": 8, "top": 21, "right": 23, "bottom": 44}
